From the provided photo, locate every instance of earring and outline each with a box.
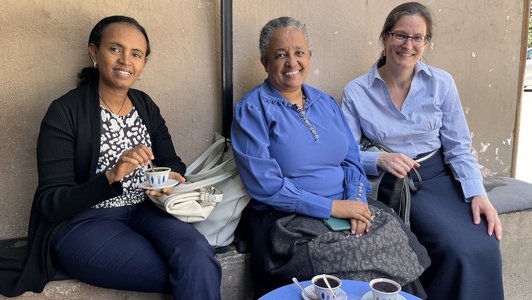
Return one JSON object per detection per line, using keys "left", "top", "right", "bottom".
{"left": 138, "top": 74, "right": 143, "bottom": 80}
{"left": 93, "top": 61, "right": 97, "bottom": 68}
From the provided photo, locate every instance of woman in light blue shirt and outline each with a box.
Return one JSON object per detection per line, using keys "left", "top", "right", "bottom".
{"left": 342, "top": 2, "right": 503, "bottom": 300}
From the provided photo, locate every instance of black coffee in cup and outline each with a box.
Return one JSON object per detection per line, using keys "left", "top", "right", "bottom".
{"left": 372, "top": 281, "right": 399, "bottom": 293}
{"left": 314, "top": 277, "right": 340, "bottom": 288}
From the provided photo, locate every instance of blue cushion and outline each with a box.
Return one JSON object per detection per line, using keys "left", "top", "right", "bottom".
{"left": 484, "top": 177, "right": 532, "bottom": 214}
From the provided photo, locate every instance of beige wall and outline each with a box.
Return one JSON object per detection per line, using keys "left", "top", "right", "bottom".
{"left": 0, "top": 0, "right": 526, "bottom": 237}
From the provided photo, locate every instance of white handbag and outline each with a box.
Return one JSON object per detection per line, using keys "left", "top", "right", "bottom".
{"left": 149, "top": 133, "right": 250, "bottom": 248}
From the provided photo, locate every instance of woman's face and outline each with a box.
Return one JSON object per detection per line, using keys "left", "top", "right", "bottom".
{"left": 383, "top": 15, "right": 428, "bottom": 70}
{"left": 90, "top": 22, "right": 148, "bottom": 91}
{"left": 261, "top": 27, "right": 311, "bottom": 95}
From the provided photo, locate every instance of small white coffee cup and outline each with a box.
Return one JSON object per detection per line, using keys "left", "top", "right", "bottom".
{"left": 311, "top": 274, "right": 342, "bottom": 299}
{"left": 369, "top": 278, "right": 401, "bottom": 300}
{"left": 145, "top": 167, "right": 171, "bottom": 188}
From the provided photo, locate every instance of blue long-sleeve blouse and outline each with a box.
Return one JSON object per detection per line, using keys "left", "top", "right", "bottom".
{"left": 231, "top": 80, "right": 370, "bottom": 219}
{"left": 341, "top": 61, "right": 486, "bottom": 200}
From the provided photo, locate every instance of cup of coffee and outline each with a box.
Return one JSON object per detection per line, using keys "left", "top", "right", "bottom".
{"left": 369, "top": 278, "right": 401, "bottom": 300}
{"left": 145, "top": 167, "right": 171, "bottom": 188}
{"left": 311, "top": 274, "right": 342, "bottom": 299}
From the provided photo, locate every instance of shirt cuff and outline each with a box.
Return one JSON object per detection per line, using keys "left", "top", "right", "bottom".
{"left": 460, "top": 178, "right": 487, "bottom": 201}
{"left": 361, "top": 151, "right": 381, "bottom": 176}
{"left": 295, "top": 190, "right": 332, "bottom": 219}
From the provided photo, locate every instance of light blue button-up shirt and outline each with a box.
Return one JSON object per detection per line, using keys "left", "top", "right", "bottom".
{"left": 232, "top": 80, "right": 370, "bottom": 219}
{"left": 341, "top": 61, "right": 486, "bottom": 200}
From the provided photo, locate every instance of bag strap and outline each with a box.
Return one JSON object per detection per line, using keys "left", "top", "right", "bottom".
{"left": 360, "top": 136, "right": 430, "bottom": 227}
{"left": 186, "top": 136, "right": 226, "bottom": 176}
{"left": 163, "top": 187, "right": 223, "bottom": 208}
{"left": 173, "top": 169, "right": 237, "bottom": 193}
{"left": 360, "top": 136, "right": 424, "bottom": 192}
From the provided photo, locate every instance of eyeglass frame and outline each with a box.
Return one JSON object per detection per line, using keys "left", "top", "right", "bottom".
{"left": 386, "top": 31, "right": 431, "bottom": 46}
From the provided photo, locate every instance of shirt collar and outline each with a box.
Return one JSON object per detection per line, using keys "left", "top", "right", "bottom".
{"left": 368, "top": 60, "right": 433, "bottom": 87}
{"left": 260, "top": 79, "right": 320, "bottom": 108}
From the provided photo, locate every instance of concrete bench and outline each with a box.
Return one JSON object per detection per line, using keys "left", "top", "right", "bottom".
{"left": 1, "top": 176, "right": 532, "bottom": 300}
{"left": 0, "top": 246, "right": 253, "bottom": 300}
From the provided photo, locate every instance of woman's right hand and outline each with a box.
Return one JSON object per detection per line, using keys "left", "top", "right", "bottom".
{"left": 105, "top": 145, "right": 154, "bottom": 183}
{"left": 331, "top": 200, "right": 372, "bottom": 236}
{"left": 377, "top": 152, "right": 420, "bottom": 179}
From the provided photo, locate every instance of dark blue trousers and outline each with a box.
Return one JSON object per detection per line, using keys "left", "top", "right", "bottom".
{"left": 50, "top": 201, "right": 221, "bottom": 299}
{"left": 410, "top": 151, "right": 504, "bottom": 300}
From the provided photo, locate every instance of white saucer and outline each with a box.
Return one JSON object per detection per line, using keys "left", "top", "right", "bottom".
{"left": 302, "top": 285, "right": 347, "bottom": 300}
{"left": 138, "top": 179, "right": 179, "bottom": 190}
{"left": 361, "top": 291, "right": 406, "bottom": 300}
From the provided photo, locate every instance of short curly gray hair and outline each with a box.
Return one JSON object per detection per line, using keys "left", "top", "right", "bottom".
{"left": 259, "top": 16, "right": 311, "bottom": 58}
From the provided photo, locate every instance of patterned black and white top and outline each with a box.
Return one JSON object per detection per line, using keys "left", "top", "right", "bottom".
{"left": 94, "top": 106, "right": 152, "bottom": 208}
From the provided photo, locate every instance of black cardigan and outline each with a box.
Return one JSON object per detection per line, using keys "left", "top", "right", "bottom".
{"left": 0, "top": 82, "right": 185, "bottom": 296}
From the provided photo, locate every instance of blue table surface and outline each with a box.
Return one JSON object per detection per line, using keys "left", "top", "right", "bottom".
{"left": 259, "top": 280, "right": 421, "bottom": 300}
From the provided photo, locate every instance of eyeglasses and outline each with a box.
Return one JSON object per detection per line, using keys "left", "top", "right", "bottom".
{"left": 387, "top": 31, "right": 431, "bottom": 46}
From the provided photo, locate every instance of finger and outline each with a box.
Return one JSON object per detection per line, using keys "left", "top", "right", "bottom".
{"left": 355, "top": 221, "right": 366, "bottom": 236}
{"left": 138, "top": 144, "right": 155, "bottom": 160}
{"left": 132, "top": 147, "right": 152, "bottom": 165}
{"left": 486, "top": 213, "right": 495, "bottom": 236}
{"left": 176, "top": 173, "right": 186, "bottom": 183}
{"left": 172, "top": 173, "right": 186, "bottom": 183}
{"left": 353, "top": 209, "right": 373, "bottom": 224}
{"left": 396, "top": 159, "right": 414, "bottom": 175}
{"left": 349, "top": 219, "right": 358, "bottom": 235}
{"left": 495, "top": 218, "right": 503, "bottom": 240}
{"left": 389, "top": 168, "right": 406, "bottom": 179}
{"left": 471, "top": 204, "right": 481, "bottom": 225}
{"left": 160, "top": 188, "right": 172, "bottom": 195}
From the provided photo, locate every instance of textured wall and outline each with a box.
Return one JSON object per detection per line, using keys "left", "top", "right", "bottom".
{"left": 233, "top": 0, "right": 524, "bottom": 177}
{"left": 0, "top": 0, "right": 526, "bottom": 238}
{"left": 0, "top": 0, "right": 221, "bottom": 237}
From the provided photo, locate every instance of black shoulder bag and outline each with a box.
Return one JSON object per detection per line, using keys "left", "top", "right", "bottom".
{"left": 360, "top": 137, "right": 435, "bottom": 227}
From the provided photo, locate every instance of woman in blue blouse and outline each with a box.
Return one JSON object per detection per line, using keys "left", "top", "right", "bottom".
{"left": 341, "top": 2, "right": 503, "bottom": 300}
{"left": 232, "top": 16, "right": 400, "bottom": 298}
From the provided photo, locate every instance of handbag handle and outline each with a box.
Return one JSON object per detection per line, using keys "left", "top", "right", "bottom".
{"left": 186, "top": 135, "right": 227, "bottom": 176}
{"left": 174, "top": 169, "right": 237, "bottom": 193}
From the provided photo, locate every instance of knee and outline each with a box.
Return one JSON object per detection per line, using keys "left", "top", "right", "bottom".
{"left": 171, "top": 235, "right": 216, "bottom": 265}
{"left": 441, "top": 237, "right": 501, "bottom": 267}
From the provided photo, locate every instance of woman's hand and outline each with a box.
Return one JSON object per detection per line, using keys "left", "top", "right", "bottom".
{"left": 144, "top": 172, "right": 186, "bottom": 197}
{"left": 471, "top": 195, "right": 502, "bottom": 240}
{"left": 105, "top": 145, "right": 154, "bottom": 183}
{"left": 331, "top": 200, "right": 373, "bottom": 236}
{"left": 377, "top": 152, "right": 420, "bottom": 178}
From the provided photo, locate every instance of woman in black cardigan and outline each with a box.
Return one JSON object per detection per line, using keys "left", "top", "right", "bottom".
{"left": 0, "top": 16, "right": 221, "bottom": 299}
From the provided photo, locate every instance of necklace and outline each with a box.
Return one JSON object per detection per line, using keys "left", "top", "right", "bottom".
{"left": 99, "top": 94, "right": 127, "bottom": 115}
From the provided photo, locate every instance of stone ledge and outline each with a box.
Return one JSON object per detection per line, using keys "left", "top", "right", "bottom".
{"left": 0, "top": 249, "right": 253, "bottom": 300}
{"left": 2, "top": 210, "right": 531, "bottom": 300}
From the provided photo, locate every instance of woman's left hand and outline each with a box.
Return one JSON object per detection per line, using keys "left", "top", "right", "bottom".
{"left": 349, "top": 219, "right": 370, "bottom": 237}
{"left": 471, "top": 195, "right": 502, "bottom": 240}
{"left": 144, "top": 171, "right": 186, "bottom": 197}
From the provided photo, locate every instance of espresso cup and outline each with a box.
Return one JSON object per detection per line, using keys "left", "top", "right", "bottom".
{"left": 369, "top": 278, "right": 401, "bottom": 300}
{"left": 311, "top": 274, "right": 342, "bottom": 300}
{"left": 145, "top": 167, "right": 171, "bottom": 188}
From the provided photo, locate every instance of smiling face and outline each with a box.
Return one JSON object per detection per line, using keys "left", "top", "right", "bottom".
{"left": 383, "top": 15, "right": 427, "bottom": 70}
{"left": 261, "top": 27, "right": 312, "bottom": 96}
{"left": 89, "top": 22, "right": 148, "bottom": 92}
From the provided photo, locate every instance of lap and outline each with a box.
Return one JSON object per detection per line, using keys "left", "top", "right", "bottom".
{"left": 410, "top": 174, "right": 499, "bottom": 252}
{"left": 129, "top": 201, "right": 213, "bottom": 256}
{"left": 50, "top": 202, "right": 212, "bottom": 292}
